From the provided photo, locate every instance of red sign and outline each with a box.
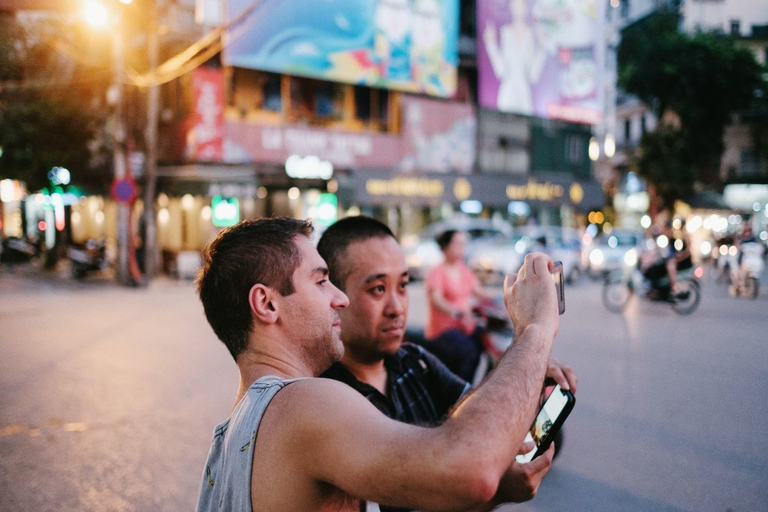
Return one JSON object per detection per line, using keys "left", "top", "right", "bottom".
{"left": 193, "top": 66, "right": 224, "bottom": 161}
{"left": 111, "top": 177, "right": 138, "bottom": 204}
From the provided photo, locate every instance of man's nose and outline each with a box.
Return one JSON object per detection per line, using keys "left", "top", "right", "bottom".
{"left": 332, "top": 284, "right": 349, "bottom": 310}
{"left": 384, "top": 291, "right": 406, "bottom": 317}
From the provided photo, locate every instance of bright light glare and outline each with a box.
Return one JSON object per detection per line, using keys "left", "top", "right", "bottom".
{"left": 674, "top": 239, "right": 684, "bottom": 251}
{"left": 700, "top": 241, "right": 712, "bottom": 256}
{"left": 83, "top": 1, "right": 108, "bottom": 26}
{"left": 646, "top": 238, "right": 656, "bottom": 250}
{"left": 640, "top": 215, "right": 651, "bottom": 229}
{"left": 158, "top": 208, "right": 169, "bottom": 223}
{"left": 624, "top": 248, "right": 638, "bottom": 267}
{"left": 719, "top": 245, "right": 728, "bottom": 256}
{"left": 694, "top": 266, "right": 704, "bottom": 279}
{"left": 672, "top": 218, "right": 682, "bottom": 230}
{"left": 761, "top": 231, "right": 768, "bottom": 241}
{"left": 729, "top": 245, "right": 738, "bottom": 256}
{"left": 608, "top": 236, "right": 618, "bottom": 248}
{"left": 288, "top": 187, "right": 300, "bottom": 200}
{"left": 201, "top": 205, "right": 212, "bottom": 221}
{"left": 181, "top": 194, "right": 195, "bottom": 210}
{"left": 688, "top": 216, "right": 701, "bottom": 232}
{"left": 590, "top": 249, "right": 604, "bottom": 266}
{"left": 657, "top": 235, "right": 669, "bottom": 249}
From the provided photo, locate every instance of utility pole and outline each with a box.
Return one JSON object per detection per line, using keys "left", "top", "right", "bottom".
{"left": 143, "top": 0, "right": 160, "bottom": 279}
{"left": 113, "top": 23, "right": 132, "bottom": 285}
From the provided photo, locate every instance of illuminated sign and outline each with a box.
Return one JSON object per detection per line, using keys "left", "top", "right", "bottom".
{"left": 285, "top": 155, "right": 334, "bottom": 180}
{"left": 506, "top": 181, "right": 565, "bottom": 202}
{"left": 211, "top": 195, "right": 240, "bottom": 227}
{"left": 366, "top": 177, "right": 444, "bottom": 198}
{"left": 315, "top": 193, "right": 338, "bottom": 227}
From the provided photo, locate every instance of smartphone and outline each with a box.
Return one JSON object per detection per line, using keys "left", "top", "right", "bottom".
{"left": 552, "top": 261, "right": 565, "bottom": 315}
{"left": 515, "top": 384, "right": 575, "bottom": 463}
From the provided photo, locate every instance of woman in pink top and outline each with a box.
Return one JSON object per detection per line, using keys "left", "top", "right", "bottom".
{"left": 425, "top": 230, "right": 494, "bottom": 381}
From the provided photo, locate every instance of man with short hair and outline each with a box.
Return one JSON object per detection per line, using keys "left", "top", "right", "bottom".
{"left": 196, "top": 217, "right": 561, "bottom": 512}
{"left": 317, "top": 216, "right": 576, "bottom": 509}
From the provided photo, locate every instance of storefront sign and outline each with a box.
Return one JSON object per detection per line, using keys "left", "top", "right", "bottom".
{"left": 224, "top": 0, "right": 459, "bottom": 97}
{"left": 225, "top": 121, "right": 402, "bottom": 168}
{"left": 352, "top": 171, "right": 602, "bottom": 210}
{"left": 506, "top": 181, "right": 564, "bottom": 202}
{"left": 193, "top": 67, "right": 224, "bottom": 161}
{"left": 365, "top": 177, "right": 445, "bottom": 198}
{"left": 211, "top": 195, "right": 240, "bottom": 227}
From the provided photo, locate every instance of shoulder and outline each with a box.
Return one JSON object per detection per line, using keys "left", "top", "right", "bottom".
{"left": 425, "top": 265, "right": 446, "bottom": 285}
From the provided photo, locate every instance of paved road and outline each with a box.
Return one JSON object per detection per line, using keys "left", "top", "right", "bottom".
{"left": 1, "top": 264, "right": 766, "bottom": 512}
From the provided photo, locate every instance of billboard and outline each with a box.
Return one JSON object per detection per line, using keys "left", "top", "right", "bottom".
{"left": 224, "top": 0, "right": 459, "bottom": 97}
{"left": 192, "top": 67, "right": 224, "bottom": 161}
{"left": 477, "top": 0, "right": 605, "bottom": 124}
{"left": 399, "top": 96, "right": 476, "bottom": 174}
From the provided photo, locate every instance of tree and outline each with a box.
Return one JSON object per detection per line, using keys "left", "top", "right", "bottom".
{"left": 617, "top": 8, "right": 768, "bottom": 210}
{"left": 0, "top": 13, "right": 112, "bottom": 192}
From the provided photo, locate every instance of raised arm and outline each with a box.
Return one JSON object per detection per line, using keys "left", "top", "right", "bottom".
{"left": 277, "top": 253, "right": 559, "bottom": 511}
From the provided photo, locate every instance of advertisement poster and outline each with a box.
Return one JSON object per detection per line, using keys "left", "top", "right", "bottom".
{"left": 399, "top": 96, "right": 476, "bottom": 173}
{"left": 477, "top": 0, "right": 605, "bottom": 124}
{"left": 192, "top": 66, "right": 224, "bottom": 161}
{"left": 224, "top": 0, "right": 459, "bottom": 97}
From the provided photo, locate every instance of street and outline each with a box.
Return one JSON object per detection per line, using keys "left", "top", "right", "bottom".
{"left": 1, "top": 266, "right": 766, "bottom": 512}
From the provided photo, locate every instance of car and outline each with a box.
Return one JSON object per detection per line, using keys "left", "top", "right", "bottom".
{"left": 401, "top": 217, "right": 512, "bottom": 280}
{"left": 467, "top": 226, "right": 584, "bottom": 285}
{"left": 583, "top": 230, "right": 646, "bottom": 279}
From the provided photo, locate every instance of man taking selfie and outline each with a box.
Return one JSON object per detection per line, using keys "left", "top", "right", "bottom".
{"left": 195, "top": 217, "right": 562, "bottom": 512}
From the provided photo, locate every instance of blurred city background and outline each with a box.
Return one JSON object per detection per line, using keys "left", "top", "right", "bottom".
{"left": 1, "top": 0, "right": 767, "bottom": 510}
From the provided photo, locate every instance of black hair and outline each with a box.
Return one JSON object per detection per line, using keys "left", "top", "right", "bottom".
{"left": 436, "top": 230, "right": 459, "bottom": 251}
{"left": 316, "top": 216, "right": 395, "bottom": 291}
{"left": 197, "top": 217, "right": 314, "bottom": 360}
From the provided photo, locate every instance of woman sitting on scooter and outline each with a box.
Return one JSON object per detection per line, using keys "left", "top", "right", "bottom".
{"left": 424, "top": 230, "right": 494, "bottom": 382}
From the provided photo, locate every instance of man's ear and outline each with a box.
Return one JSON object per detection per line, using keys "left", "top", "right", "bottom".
{"left": 249, "top": 284, "right": 279, "bottom": 324}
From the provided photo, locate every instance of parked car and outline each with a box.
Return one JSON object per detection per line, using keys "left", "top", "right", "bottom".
{"left": 401, "top": 217, "right": 512, "bottom": 280}
{"left": 583, "top": 230, "right": 646, "bottom": 279}
{"left": 467, "top": 226, "right": 584, "bottom": 285}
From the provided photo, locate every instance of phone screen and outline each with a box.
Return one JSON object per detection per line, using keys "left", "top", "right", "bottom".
{"left": 515, "top": 384, "right": 574, "bottom": 463}
{"left": 552, "top": 261, "right": 565, "bottom": 315}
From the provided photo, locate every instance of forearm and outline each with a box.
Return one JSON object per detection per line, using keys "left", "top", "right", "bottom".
{"left": 444, "top": 324, "right": 553, "bottom": 480}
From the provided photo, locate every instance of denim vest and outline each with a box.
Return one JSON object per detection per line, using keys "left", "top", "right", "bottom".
{"left": 196, "top": 375, "right": 381, "bottom": 512}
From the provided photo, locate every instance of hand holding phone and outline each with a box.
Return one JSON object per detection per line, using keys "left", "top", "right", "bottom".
{"left": 551, "top": 261, "right": 565, "bottom": 315}
{"left": 516, "top": 384, "right": 575, "bottom": 463}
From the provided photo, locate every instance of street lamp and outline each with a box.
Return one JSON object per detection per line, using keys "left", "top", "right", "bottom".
{"left": 83, "top": 0, "right": 133, "bottom": 285}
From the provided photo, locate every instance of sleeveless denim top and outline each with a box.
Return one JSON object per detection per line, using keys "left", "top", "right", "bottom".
{"left": 196, "top": 375, "right": 381, "bottom": 512}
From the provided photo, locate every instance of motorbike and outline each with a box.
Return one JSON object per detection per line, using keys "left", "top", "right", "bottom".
{"left": 729, "top": 242, "right": 764, "bottom": 299}
{"left": 68, "top": 239, "right": 108, "bottom": 279}
{"left": 602, "top": 254, "right": 703, "bottom": 315}
{"left": 0, "top": 236, "right": 39, "bottom": 264}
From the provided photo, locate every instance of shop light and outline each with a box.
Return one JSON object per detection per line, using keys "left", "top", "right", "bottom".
{"left": 158, "top": 208, "right": 169, "bottom": 224}
{"left": 700, "top": 241, "right": 712, "bottom": 256}
{"left": 201, "top": 206, "right": 212, "bottom": 221}
{"left": 181, "top": 194, "right": 195, "bottom": 210}
{"left": 603, "top": 134, "right": 616, "bottom": 158}
{"left": 460, "top": 200, "right": 483, "bottom": 214}
{"left": 288, "top": 187, "right": 300, "bottom": 200}
{"left": 257, "top": 187, "right": 268, "bottom": 199}
{"left": 640, "top": 215, "right": 651, "bottom": 229}
{"left": 315, "top": 193, "right": 338, "bottom": 227}
{"left": 83, "top": 1, "right": 108, "bottom": 27}
{"left": 657, "top": 235, "right": 669, "bottom": 249}
{"left": 588, "top": 137, "right": 599, "bottom": 161}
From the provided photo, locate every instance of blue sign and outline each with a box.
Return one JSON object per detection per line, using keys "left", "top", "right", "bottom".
{"left": 225, "top": 0, "right": 459, "bottom": 97}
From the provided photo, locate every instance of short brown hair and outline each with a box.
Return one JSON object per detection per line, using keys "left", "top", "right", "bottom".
{"left": 197, "top": 217, "right": 314, "bottom": 360}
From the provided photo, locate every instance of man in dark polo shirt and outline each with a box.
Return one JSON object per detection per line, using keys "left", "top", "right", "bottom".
{"left": 318, "top": 216, "right": 577, "bottom": 510}
{"left": 318, "top": 217, "right": 468, "bottom": 427}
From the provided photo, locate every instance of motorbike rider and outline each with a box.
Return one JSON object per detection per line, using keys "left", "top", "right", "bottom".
{"left": 641, "top": 219, "right": 691, "bottom": 300}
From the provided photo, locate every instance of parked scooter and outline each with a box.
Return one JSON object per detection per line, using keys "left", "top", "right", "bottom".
{"left": 0, "top": 236, "right": 39, "bottom": 264}
{"left": 68, "top": 239, "right": 107, "bottom": 279}
{"left": 729, "top": 242, "right": 764, "bottom": 298}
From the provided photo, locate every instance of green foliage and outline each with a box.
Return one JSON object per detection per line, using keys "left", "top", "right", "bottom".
{"left": 0, "top": 14, "right": 111, "bottom": 191}
{"left": 618, "top": 8, "right": 768, "bottom": 207}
